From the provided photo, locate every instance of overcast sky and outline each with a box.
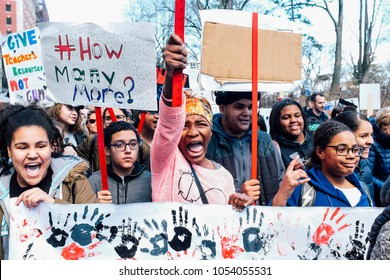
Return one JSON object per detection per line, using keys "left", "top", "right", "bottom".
{"left": 44, "top": 0, "right": 128, "bottom": 23}
{"left": 43, "top": 0, "right": 389, "bottom": 63}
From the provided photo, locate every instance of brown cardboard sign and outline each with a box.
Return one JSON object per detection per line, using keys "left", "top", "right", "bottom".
{"left": 201, "top": 22, "right": 302, "bottom": 83}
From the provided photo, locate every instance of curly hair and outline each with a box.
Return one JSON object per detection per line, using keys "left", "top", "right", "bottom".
{"left": 46, "top": 103, "right": 84, "bottom": 134}
{"left": 0, "top": 104, "right": 64, "bottom": 171}
{"left": 307, "top": 120, "right": 352, "bottom": 168}
{"left": 269, "top": 98, "right": 308, "bottom": 138}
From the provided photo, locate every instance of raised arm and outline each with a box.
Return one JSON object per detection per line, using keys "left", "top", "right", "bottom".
{"left": 272, "top": 156, "right": 310, "bottom": 206}
{"left": 161, "top": 34, "right": 188, "bottom": 106}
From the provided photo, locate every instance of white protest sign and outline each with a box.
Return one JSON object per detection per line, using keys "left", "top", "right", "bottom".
{"left": 38, "top": 22, "right": 157, "bottom": 110}
{"left": 359, "top": 84, "right": 381, "bottom": 112}
{"left": 9, "top": 200, "right": 383, "bottom": 260}
{"left": 1, "top": 28, "right": 52, "bottom": 106}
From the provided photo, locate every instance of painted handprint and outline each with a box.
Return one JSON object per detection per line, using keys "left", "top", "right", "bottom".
{"left": 114, "top": 218, "right": 144, "bottom": 259}
{"left": 139, "top": 218, "right": 169, "bottom": 256}
{"left": 217, "top": 218, "right": 244, "bottom": 259}
{"left": 297, "top": 208, "right": 350, "bottom": 260}
{"left": 241, "top": 207, "right": 275, "bottom": 254}
{"left": 70, "top": 206, "right": 110, "bottom": 246}
{"left": 343, "top": 220, "right": 369, "bottom": 260}
{"left": 312, "top": 207, "right": 349, "bottom": 245}
{"left": 46, "top": 212, "right": 71, "bottom": 248}
{"left": 193, "top": 218, "right": 216, "bottom": 260}
{"left": 274, "top": 212, "right": 301, "bottom": 256}
{"left": 16, "top": 218, "right": 42, "bottom": 243}
{"left": 168, "top": 206, "right": 192, "bottom": 252}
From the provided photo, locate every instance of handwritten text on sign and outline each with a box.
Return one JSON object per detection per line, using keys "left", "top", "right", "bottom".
{"left": 38, "top": 22, "right": 157, "bottom": 110}
{"left": 1, "top": 28, "right": 51, "bottom": 106}
{"left": 9, "top": 201, "right": 382, "bottom": 260}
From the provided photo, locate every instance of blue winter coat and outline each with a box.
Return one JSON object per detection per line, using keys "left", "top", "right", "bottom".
{"left": 354, "top": 158, "right": 374, "bottom": 200}
{"left": 367, "top": 118, "right": 390, "bottom": 206}
{"left": 274, "top": 167, "right": 372, "bottom": 207}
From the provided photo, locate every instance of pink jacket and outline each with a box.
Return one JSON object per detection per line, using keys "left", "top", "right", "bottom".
{"left": 151, "top": 96, "right": 235, "bottom": 204}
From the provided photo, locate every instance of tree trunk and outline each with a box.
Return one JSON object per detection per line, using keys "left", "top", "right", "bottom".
{"left": 330, "top": 0, "right": 343, "bottom": 95}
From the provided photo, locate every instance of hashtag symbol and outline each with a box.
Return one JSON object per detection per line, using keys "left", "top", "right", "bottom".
{"left": 54, "top": 35, "right": 76, "bottom": 60}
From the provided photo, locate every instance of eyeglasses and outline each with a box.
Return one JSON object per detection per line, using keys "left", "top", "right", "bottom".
{"left": 325, "top": 144, "right": 363, "bottom": 156}
{"left": 110, "top": 140, "right": 139, "bottom": 152}
{"left": 87, "top": 119, "right": 96, "bottom": 124}
{"left": 104, "top": 115, "right": 126, "bottom": 122}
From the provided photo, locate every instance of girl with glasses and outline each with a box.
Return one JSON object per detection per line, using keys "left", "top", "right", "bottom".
{"left": 271, "top": 120, "right": 373, "bottom": 207}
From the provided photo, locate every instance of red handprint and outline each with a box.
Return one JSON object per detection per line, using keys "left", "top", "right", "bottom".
{"left": 312, "top": 208, "right": 349, "bottom": 245}
{"left": 17, "top": 218, "right": 42, "bottom": 242}
{"left": 217, "top": 221, "right": 244, "bottom": 259}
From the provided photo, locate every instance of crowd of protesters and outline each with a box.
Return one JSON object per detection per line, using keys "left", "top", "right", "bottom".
{"left": 1, "top": 34, "right": 390, "bottom": 260}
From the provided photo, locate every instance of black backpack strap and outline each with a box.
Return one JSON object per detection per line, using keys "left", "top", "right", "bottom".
{"left": 299, "top": 182, "right": 316, "bottom": 207}
{"left": 189, "top": 163, "right": 209, "bottom": 204}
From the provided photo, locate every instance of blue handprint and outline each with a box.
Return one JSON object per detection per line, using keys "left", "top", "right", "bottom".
{"left": 139, "top": 218, "right": 169, "bottom": 256}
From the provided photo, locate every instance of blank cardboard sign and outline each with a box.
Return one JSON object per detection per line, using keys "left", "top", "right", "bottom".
{"left": 201, "top": 22, "right": 302, "bottom": 84}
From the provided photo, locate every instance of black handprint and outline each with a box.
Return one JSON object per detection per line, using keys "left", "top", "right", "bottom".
{"left": 241, "top": 207, "right": 272, "bottom": 253}
{"left": 114, "top": 218, "right": 144, "bottom": 259}
{"left": 193, "top": 218, "right": 216, "bottom": 260}
{"left": 344, "top": 220, "right": 369, "bottom": 260}
{"left": 139, "top": 219, "right": 169, "bottom": 256}
{"left": 297, "top": 225, "right": 322, "bottom": 260}
{"left": 46, "top": 211, "right": 71, "bottom": 247}
{"left": 70, "top": 206, "right": 110, "bottom": 246}
{"left": 168, "top": 206, "right": 192, "bottom": 252}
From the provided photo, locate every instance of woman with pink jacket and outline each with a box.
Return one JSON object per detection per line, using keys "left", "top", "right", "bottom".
{"left": 151, "top": 34, "right": 252, "bottom": 210}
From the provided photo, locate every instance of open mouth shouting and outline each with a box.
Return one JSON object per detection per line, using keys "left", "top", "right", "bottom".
{"left": 187, "top": 141, "right": 204, "bottom": 157}
{"left": 25, "top": 163, "right": 41, "bottom": 176}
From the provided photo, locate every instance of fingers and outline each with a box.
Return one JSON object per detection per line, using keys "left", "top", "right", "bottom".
{"left": 293, "top": 161, "right": 305, "bottom": 170}
{"left": 98, "top": 190, "right": 112, "bottom": 203}
{"left": 167, "top": 33, "right": 184, "bottom": 45}
{"left": 296, "top": 177, "right": 311, "bottom": 186}
{"left": 163, "top": 34, "right": 188, "bottom": 73}
{"left": 286, "top": 156, "right": 301, "bottom": 172}
{"left": 229, "top": 193, "right": 253, "bottom": 212}
{"left": 239, "top": 179, "right": 260, "bottom": 201}
{"left": 16, "top": 188, "right": 52, "bottom": 208}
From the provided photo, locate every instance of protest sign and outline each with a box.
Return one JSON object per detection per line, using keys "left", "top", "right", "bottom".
{"left": 1, "top": 27, "right": 52, "bottom": 106}
{"left": 9, "top": 200, "right": 382, "bottom": 260}
{"left": 38, "top": 22, "right": 157, "bottom": 110}
{"left": 199, "top": 9, "right": 301, "bottom": 92}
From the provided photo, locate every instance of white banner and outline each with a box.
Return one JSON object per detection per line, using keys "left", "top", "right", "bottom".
{"left": 38, "top": 22, "right": 157, "bottom": 110}
{"left": 8, "top": 200, "right": 383, "bottom": 260}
